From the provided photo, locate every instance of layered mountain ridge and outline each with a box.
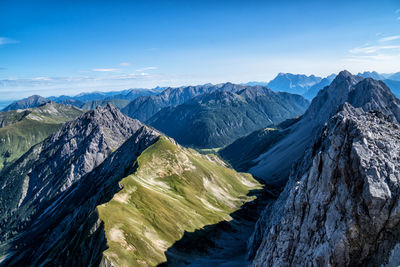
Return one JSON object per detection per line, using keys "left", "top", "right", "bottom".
{"left": 0, "top": 104, "right": 145, "bottom": 240}
{"left": 147, "top": 86, "right": 309, "bottom": 148}
{"left": 0, "top": 103, "right": 260, "bottom": 266}
{"left": 121, "top": 83, "right": 244, "bottom": 122}
{"left": 247, "top": 71, "right": 400, "bottom": 266}
{"left": 248, "top": 71, "right": 400, "bottom": 186}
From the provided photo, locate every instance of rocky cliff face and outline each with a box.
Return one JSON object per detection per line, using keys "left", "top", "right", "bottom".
{"left": 249, "top": 71, "right": 400, "bottom": 186}
{"left": 248, "top": 72, "right": 400, "bottom": 266}
{"left": 251, "top": 104, "right": 400, "bottom": 266}
{"left": 0, "top": 104, "right": 144, "bottom": 243}
{"left": 0, "top": 104, "right": 160, "bottom": 266}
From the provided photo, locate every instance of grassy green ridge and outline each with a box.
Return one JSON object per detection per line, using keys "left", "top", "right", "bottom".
{"left": 97, "top": 136, "right": 261, "bottom": 267}
{"left": 0, "top": 103, "right": 82, "bottom": 170}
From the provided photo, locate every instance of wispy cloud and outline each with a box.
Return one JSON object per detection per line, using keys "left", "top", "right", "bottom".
{"left": 32, "top": 77, "right": 52, "bottom": 81}
{"left": 0, "top": 37, "right": 19, "bottom": 45}
{"left": 136, "top": 67, "right": 158, "bottom": 72}
{"left": 92, "top": 68, "right": 119, "bottom": 72}
{"left": 349, "top": 45, "right": 400, "bottom": 54}
{"left": 345, "top": 53, "right": 394, "bottom": 62}
{"left": 119, "top": 62, "right": 131, "bottom": 66}
{"left": 379, "top": 35, "right": 400, "bottom": 42}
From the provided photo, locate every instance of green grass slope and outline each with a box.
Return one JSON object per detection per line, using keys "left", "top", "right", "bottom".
{"left": 97, "top": 136, "right": 261, "bottom": 267}
{"left": 0, "top": 102, "right": 82, "bottom": 170}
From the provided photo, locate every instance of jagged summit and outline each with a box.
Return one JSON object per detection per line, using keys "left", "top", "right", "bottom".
{"left": 0, "top": 104, "right": 152, "bottom": 244}
{"left": 251, "top": 103, "right": 400, "bottom": 266}
{"left": 250, "top": 71, "right": 400, "bottom": 186}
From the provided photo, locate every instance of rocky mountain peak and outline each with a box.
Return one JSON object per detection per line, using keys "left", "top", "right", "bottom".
{"left": 249, "top": 71, "right": 400, "bottom": 186}
{"left": 251, "top": 103, "right": 400, "bottom": 266}
{"left": 0, "top": 105, "right": 148, "bottom": 239}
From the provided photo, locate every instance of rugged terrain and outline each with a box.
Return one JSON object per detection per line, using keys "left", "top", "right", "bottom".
{"left": 97, "top": 136, "right": 260, "bottom": 266}
{"left": 147, "top": 87, "right": 308, "bottom": 148}
{"left": 247, "top": 71, "right": 400, "bottom": 266}
{"left": 251, "top": 104, "right": 400, "bottom": 266}
{"left": 0, "top": 104, "right": 260, "bottom": 266}
{"left": 0, "top": 102, "right": 82, "bottom": 170}
{"left": 248, "top": 71, "right": 400, "bottom": 186}
{"left": 121, "top": 83, "right": 248, "bottom": 122}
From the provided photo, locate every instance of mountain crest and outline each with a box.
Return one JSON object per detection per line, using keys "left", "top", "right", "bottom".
{"left": 0, "top": 105, "right": 149, "bottom": 240}
{"left": 3, "top": 95, "right": 50, "bottom": 111}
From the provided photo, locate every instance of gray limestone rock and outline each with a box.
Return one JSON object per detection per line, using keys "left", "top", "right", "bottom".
{"left": 251, "top": 104, "right": 400, "bottom": 266}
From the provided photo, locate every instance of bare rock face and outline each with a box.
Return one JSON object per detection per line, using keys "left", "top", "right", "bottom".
{"left": 0, "top": 103, "right": 160, "bottom": 266}
{"left": 250, "top": 71, "right": 400, "bottom": 187}
{"left": 0, "top": 104, "right": 145, "bottom": 242}
{"left": 1, "top": 125, "right": 160, "bottom": 266}
{"left": 251, "top": 104, "right": 400, "bottom": 266}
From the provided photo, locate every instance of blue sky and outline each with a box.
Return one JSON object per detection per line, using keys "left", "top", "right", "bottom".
{"left": 0, "top": 0, "right": 399, "bottom": 100}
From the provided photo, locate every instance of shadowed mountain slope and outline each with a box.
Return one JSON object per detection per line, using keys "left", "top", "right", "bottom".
{"left": 147, "top": 87, "right": 309, "bottom": 148}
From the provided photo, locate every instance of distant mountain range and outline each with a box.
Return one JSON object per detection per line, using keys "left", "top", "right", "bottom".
{"left": 121, "top": 83, "right": 229, "bottom": 122}
{"left": 221, "top": 71, "right": 400, "bottom": 187}
{"left": 147, "top": 86, "right": 309, "bottom": 148}
{"left": 48, "top": 88, "right": 161, "bottom": 104}
{"left": 2, "top": 95, "right": 50, "bottom": 111}
{"left": 244, "top": 71, "right": 400, "bottom": 101}
{"left": 2, "top": 70, "right": 400, "bottom": 265}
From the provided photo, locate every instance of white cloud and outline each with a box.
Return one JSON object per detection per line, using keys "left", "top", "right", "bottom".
{"left": 32, "top": 77, "right": 52, "bottom": 81}
{"left": 0, "top": 37, "right": 19, "bottom": 45}
{"left": 379, "top": 35, "right": 400, "bottom": 42}
{"left": 349, "top": 45, "right": 400, "bottom": 54}
{"left": 92, "top": 68, "right": 119, "bottom": 72}
{"left": 119, "top": 62, "right": 131, "bottom": 66}
{"left": 136, "top": 67, "right": 158, "bottom": 72}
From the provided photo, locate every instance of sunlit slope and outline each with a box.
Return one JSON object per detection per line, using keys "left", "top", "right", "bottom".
{"left": 0, "top": 102, "right": 82, "bottom": 170}
{"left": 97, "top": 136, "right": 261, "bottom": 266}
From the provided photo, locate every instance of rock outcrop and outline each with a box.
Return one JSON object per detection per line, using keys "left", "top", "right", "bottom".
{"left": 249, "top": 71, "right": 400, "bottom": 266}
{"left": 0, "top": 104, "right": 160, "bottom": 266}
{"left": 0, "top": 104, "right": 145, "bottom": 243}
{"left": 251, "top": 104, "right": 400, "bottom": 266}
{"left": 249, "top": 71, "right": 400, "bottom": 186}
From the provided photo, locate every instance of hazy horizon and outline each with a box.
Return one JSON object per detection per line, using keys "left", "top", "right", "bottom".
{"left": 1, "top": 0, "right": 399, "bottom": 100}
